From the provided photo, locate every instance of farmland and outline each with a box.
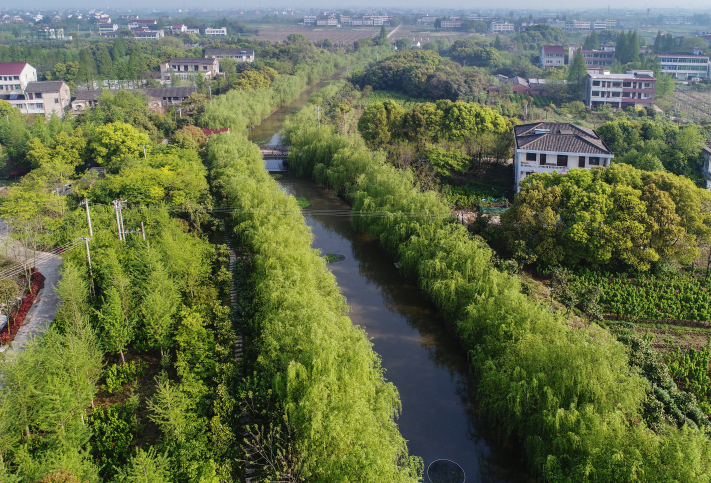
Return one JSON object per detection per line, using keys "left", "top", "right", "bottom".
{"left": 673, "top": 87, "right": 711, "bottom": 123}
{"left": 253, "top": 24, "right": 382, "bottom": 43}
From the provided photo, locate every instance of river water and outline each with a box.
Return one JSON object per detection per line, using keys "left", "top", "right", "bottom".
{"left": 248, "top": 84, "right": 533, "bottom": 483}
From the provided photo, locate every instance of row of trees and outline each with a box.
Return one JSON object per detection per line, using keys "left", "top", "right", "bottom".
{"left": 282, "top": 106, "right": 711, "bottom": 482}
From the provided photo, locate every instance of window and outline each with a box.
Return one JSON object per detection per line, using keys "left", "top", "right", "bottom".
{"left": 540, "top": 154, "right": 547, "bottom": 165}
{"left": 592, "top": 91, "right": 600, "bottom": 97}
{"left": 593, "top": 80, "right": 600, "bottom": 86}
{"left": 612, "top": 92, "right": 621, "bottom": 97}
{"left": 36, "top": 93, "right": 42, "bottom": 98}
{"left": 526, "top": 152, "right": 537, "bottom": 161}
{"left": 623, "top": 82, "right": 631, "bottom": 87}
{"left": 612, "top": 82, "right": 622, "bottom": 87}
{"left": 589, "top": 157, "right": 600, "bottom": 165}
{"left": 578, "top": 156, "right": 585, "bottom": 167}
{"left": 557, "top": 155, "right": 568, "bottom": 167}
{"left": 54, "top": 98, "right": 59, "bottom": 103}
{"left": 13, "top": 76, "right": 18, "bottom": 80}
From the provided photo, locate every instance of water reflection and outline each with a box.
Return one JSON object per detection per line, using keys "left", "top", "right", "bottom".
{"left": 278, "top": 175, "right": 533, "bottom": 483}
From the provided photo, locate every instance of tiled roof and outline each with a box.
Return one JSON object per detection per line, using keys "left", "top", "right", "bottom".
{"left": 506, "top": 76, "right": 528, "bottom": 86}
{"left": 543, "top": 45, "right": 565, "bottom": 54}
{"left": 25, "top": 81, "right": 66, "bottom": 92}
{"left": 514, "top": 122, "right": 613, "bottom": 156}
{"left": 0, "top": 62, "right": 30, "bottom": 76}
{"left": 205, "top": 48, "right": 255, "bottom": 56}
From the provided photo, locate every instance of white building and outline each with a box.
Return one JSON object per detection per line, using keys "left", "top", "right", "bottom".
{"left": 128, "top": 20, "right": 157, "bottom": 29}
{"left": 160, "top": 57, "right": 220, "bottom": 81}
{"left": 205, "top": 48, "right": 254, "bottom": 63}
{"left": 205, "top": 27, "right": 227, "bottom": 36}
{"left": 513, "top": 123, "right": 614, "bottom": 189}
{"left": 134, "top": 30, "right": 165, "bottom": 40}
{"left": 593, "top": 21, "right": 607, "bottom": 30}
{"left": 0, "top": 62, "right": 37, "bottom": 92}
{"left": 490, "top": 21, "right": 514, "bottom": 33}
{"left": 303, "top": 15, "right": 316, "bottom": 24}
{"left": 584, "top": 70, "right": 656, "bottom": 109}
{"left": 658, "top": 49, "right": 711, "bottom": 80}
{"left": 185, "top": 28, "right": 200, "bottom": 34}
{"left": 441, "top": 20, "right": 462, "bottom": 29}
{"left": 540, "top": 45, "right": 565, "bottom": 68}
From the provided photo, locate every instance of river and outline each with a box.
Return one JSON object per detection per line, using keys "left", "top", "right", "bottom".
{"left": 248, "top": 84, "right": 533, "bottom": 483}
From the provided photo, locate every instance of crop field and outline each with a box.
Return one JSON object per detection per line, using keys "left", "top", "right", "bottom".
{"left": 673, "top": 88, "right": 711, "bottom": 123}
{"left": 253, "top": 25, "right": 382, "bottom": 43}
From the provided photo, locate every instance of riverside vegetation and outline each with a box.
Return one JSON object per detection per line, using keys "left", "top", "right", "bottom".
{"left": 280, "top": 98, "right": 711, "bottom": 481}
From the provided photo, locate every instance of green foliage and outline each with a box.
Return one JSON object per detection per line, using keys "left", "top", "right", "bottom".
{"left": 440, "top": 185, "right": 503, "bottom": 208}
{"left": 284, "top": 112, "right": 711, "bottom": 482}
{"left": 207, "top": 131, "right": 423, "bottom": 482}
{"left": 294, "top": 196, "right": 310, "bottom": 208}
{"left": 102, "top": 360, "right": 147, "bottom": 393}
{"left": 88, "top": 122, "right": 150, "bottom": 166}
{"left": 567, "top": 49, "right": 588, "bottom": 99}
{"left": 114, "top": 448, "right": 172, "bottom": 483}
{"left": 88, "top": 403, "right": 138, "bottom": 480}
{"left": 502, "top": 164, "right": 711, "bottom": 271}
{"left": 667, "top": 344, "right": 711, "bottom": 414}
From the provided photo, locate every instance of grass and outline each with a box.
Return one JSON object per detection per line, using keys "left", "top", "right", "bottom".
{"left": 295, "top": 196, "right": 311, "bottom": 209}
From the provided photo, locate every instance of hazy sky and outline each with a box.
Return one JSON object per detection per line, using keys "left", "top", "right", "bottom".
{"left": 10, "top": 0, "right": 711, "bottom": 12}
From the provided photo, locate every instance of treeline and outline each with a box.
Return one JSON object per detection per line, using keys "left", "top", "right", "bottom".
{"left": 206, "top": 131, "right": 422, "bottom": 481}
{"left": 352, "top": 50, "right": 488, "bottom": 101}
{"left": 281, "top": 108, "right": 711, "bottom": 481}
{"left": 200, "top": 44, "right": 392, "bottom": 132}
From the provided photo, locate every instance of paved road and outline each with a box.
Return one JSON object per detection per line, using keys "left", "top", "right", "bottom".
{"left": 8, "top": 252, "right": 63, "bottom": 350}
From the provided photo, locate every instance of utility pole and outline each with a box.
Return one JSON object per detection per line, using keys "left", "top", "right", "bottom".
{"left": 141, "top": 145, "right": 147, "bottom": 158}
{"left": 80, "top": 199, "right": 93, "bottom": 237}
{"left": 317, "top": 105, "right": 320, "bottom": 128}
{"left": 82, "top": 237, "right": 95, "bottom": 296}
{"left": 118, "top": 199, "right": 126, "bottom": 240}
{"left": 113, "top": 200, "right": 123, "bottom": 241}
{"left": 141, "top": 221, "right": 146, "bottom": 241}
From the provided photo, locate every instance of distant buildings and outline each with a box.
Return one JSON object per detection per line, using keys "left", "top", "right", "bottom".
{"left": 584, "top": 70, "right": 656, "bottom": 109}
{"left": 662, "top": 15, "right": 693, "bottom": 25}
{"left": 160, "top": 58, "right": 220, "bottom": 81}
{"left": 657, "top": 48, "right": 711, "bottom": 80}
{"left": 540, "top": 45, "right": 565, "bottom": 69}
{"left": 514, "top": 123, "right": 614, "bottom": 189}
{"left": 490, "top": 21, "right": 515, "bottom": 33}
{"left": 205, "top": 27, "right": 227, "bottom": 36}
{"left": 205, "top": 48, "right": 255, "bottom": 63}
{"left": 37, "top": 26, "right": 64, "bottom": 40}
{"left": 128, "top": 20, "right": 157, "bottom": 29}
{"left": 71, "top": 87, "right": 197, "bottom": 113}
{"left": 0, "top": 62, "right": 37, "bottom": 92}
{"left": 568, "top": 45, "right": 616, "bottom": 68}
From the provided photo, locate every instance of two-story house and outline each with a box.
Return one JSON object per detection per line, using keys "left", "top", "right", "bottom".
{"left": 568, "top": 45, "right": 616, "bottom": 68}
{"left": 513, "top": 122, "right": 614, "bottom": 189}
{"left": 160, "top": 57, "right": 219, "bottom": 81}
{"left": 0, "top": 62, "right": 37, "bottom": 92}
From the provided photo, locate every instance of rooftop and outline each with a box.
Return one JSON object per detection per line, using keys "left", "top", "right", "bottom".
{"left": 25, "top": 81, "right": 66, "bottom": 92}
{"left": 588, "top": 71, "right": 655, "bottom": 80}
{"left": 0, "top": 62, "right": 31, "bottom": 76}
{"left": 167, "top": 57, "right": 218, "bottom": 64}
{"left": 543, "top": 45, "right": 565, "bottom": 53}
{"left": 514, "top": 122, "right": 613, "bottom": 156}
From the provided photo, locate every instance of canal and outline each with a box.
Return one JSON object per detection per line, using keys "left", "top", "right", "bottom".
{"left": 248, "top": 83, "right": 532, "bottom": 483}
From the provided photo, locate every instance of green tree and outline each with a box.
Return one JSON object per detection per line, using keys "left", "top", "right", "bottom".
{"left": 616, "top": 32, "right": 629, "bottom": 64}
{"left": 89, "top": 122, "right": 150, "bottom": 165}
{"left": 140, "top": 262, "right": 179, "bottom": 358}
{"left": 493, "top": 35, "right": 504, "bottom": 51}
{"left": 568, "top": 49, "right": 588, "bottom": 100}
{"left": 583, "top": 31, "right": 600, "bottom": 50}
{"left": 96, "top": 286, "right": 133, "bottom": 363}
{"left": 116, "top": 448, "right": 172, "bottom": 483}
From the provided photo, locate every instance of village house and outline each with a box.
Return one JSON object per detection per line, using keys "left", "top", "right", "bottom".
{"left": 584, "top": 70, "right": 656, "bottom": 109}
{"left": 0, "top": 81, "right": 71, "bottom": 118}
{"left": 0, "top": 62, "right": 37, "bottom": 92}
{"left": 513, "top": 122, "right": 614, "bottom": 189}
{"left": 204, "top": 48, "right": 254, "bottom": 63}
{"left": 128, "top": 19, "right": 157, "bottom": 29}
{"left": 160, "top": 57, "right": 219, "bottom": 81}
{"left": 205, "top": 27, "right": 227, "bottom": 36}
{"left": 71, "top": 87, "right": 197, "bottom": 113}
{"left": 539, "top": 45, "right": 565, "bottom": 68}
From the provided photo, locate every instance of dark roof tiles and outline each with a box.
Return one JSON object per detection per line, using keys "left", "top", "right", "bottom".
{"left": 514, "top": 122, "right": 612, "bottom": 156}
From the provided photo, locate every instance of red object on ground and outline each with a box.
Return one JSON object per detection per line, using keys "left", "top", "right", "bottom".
{"left": 202, "top": 128, "right": 230, "bottom": 137}
{"left": 0, "top": 270, "right": 46, "bottom": 345}
{"left": 9, "top": 166, "right": 30, "bottom": 177}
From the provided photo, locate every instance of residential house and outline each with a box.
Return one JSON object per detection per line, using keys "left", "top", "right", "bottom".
{"left": 205, "top": 48, "right": 254, "bottom": 63}
{"left": 37, "top": 26, "right": 64, "bottom": 40}
{"left": 513, "top": 122, "right": 614, "bottom": 189}
{"left": 701, "top": 143, "right": 711, "bottom": 190}
{"left": 488, "top": 76, "right": 531, "bottom": 95}
{"left": 185, "top": 28, "right": 200, "bottom": 35}
{"left": 0, "top": 62, "right": 37, "bottom": 92}
{"left": 160, "top": 57, "right": 219, "bottom": 81}
{"left": 657, "top": 48, "right": 710, "bottom": 80}
{"left": 0, "top": 81, "right": 70, "bottom": 118}
{"left": 71, "top": 87, "right": 197, "bottom": 113}
{"left": 316, "top": 18, "right": 328, "bottom": 26}
{"left": 303, "top": 15, "right": 316, "bottom": 24}
{"left": 418, "top": 16, "right": 437, "bottom": 24}
{"left": 584, "top": 70, "right": 656, "bottom": 109}
{"left": 440, "top": 20, "right": 462, "bottom": 29}
{"left": 128, "top": 19, "right": 157, "bottom": 29}
{"left": 568, "top": 45, "right": 615, "bottom": 67}
{"left": 205, "top": 27, "right": 227, "bottom": 36}
{"left": 490, "top": 21, "right": 514, "bottom": 33}
{"left": 539, "top": 45, "right": 565, "bottom": 68}
{"left": 133, "top": 30, "right": 165, "bottom": 40}
{"left": 99, "top": 23, "right": 118, "bottom": 34}
{"left": 171, "top": 24, "right": 187, "bottom": 33}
